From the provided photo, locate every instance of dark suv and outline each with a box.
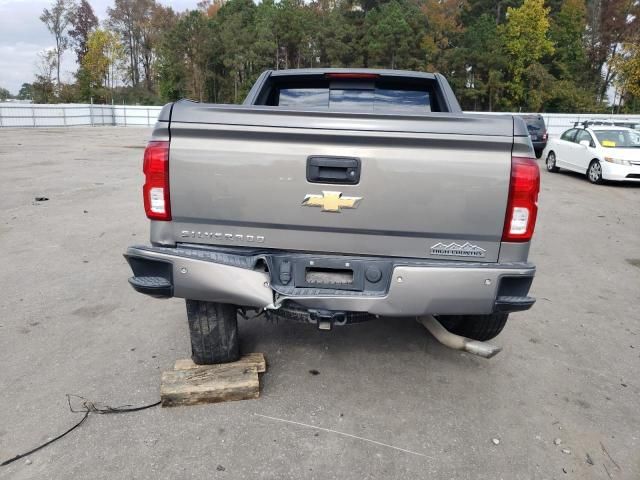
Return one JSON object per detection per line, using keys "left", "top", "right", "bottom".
{"left": 520, "top": 114, "right": 547, "bottom": 158}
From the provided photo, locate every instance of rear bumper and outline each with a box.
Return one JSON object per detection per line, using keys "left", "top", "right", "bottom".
{"left": 124, "top": 245, "right": 535, "bottom": 316}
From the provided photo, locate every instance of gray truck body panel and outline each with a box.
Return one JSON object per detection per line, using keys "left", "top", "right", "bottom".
{"left": 160, "top": 102, "right": 527, "bottom": 263}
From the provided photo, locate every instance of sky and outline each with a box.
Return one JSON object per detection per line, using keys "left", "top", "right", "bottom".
{"left": 0, "top": 0, "right": 198, "bottom": 95}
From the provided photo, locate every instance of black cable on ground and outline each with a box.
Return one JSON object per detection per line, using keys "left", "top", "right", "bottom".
{"left": 0, "top": 410, "right": 90, "bottom": 467}
{"left": 0, "top": 394, "right": 161, "bottom": 467}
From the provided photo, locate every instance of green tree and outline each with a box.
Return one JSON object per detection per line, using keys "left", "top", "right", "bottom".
{"left": 453, "top": 13, "right": 505, "bottom": 111}
{"left": 108, "top": 0, "right": 167, "bottom": 90}
{"left": 216, "top": 0, "right": 258, "bottom": 102}
{"left": 17, "top": 83, "right": 34, "bottom": 100}
{"left": 321, "top": 3, "right": 364, "bottom": 67}
{"left": 422, "top": 0, "right": 466, "bottom": 73}
{"left": 82, "top": 29, "right": 126, "bottom": 101}
{"left": 365, "top": 0, "right": 422, "bottom": 69}
{"left": 275, "top": 0, "right": 303, "bottom": 69}
{"left": 252, "top": 0, "right": 313, "bottom": 71}
{"left": 498, "top": 0, "right": 554, "bottom": 108}
{"left": 253, "top": 0, "right": 279, "bottom": 69}
{"left": 549, "top": 0, "right": 587, "bottom": 81}
{"left": 158, "top": 9, "right": 223, "bottom": 102}
{"left": 463, "top": 0, "right": 520, "bottom": 25}
{"left": 0, "top": 87, "right": 11, "bottom": 101}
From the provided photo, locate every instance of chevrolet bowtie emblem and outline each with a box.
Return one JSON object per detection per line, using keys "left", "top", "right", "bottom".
{"left": 302, "top": 191, "right": 362, "bottom": 213}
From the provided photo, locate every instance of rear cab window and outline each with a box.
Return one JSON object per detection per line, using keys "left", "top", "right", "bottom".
{"left": 259, "top": 74, "right": 442, "bottom": 113}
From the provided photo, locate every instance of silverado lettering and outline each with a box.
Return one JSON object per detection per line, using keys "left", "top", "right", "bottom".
{"left": 180, "top": 231, "right": 265, "bottom": 242}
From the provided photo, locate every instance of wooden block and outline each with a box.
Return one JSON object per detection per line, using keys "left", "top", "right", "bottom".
{"left": 174, "top": 353, "right": 266, "bottom": 373}
{"left": 161, "top": 363, "right": 259, "bottom": 407}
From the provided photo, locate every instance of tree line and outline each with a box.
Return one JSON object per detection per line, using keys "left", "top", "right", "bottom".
{"left": 7, "top": 0, "right": 640, "bottom": 113}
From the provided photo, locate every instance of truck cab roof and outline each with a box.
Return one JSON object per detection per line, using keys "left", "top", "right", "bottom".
{"left": 268, "top": 68, "right": 439, "bottom": 80}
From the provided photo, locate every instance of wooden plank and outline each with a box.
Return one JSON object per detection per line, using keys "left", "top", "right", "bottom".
{"left": 161, "top": 363, "right": 259, "bottom": 407}
{"left": 174, "top": 353, "right": 266, "bottom": 373}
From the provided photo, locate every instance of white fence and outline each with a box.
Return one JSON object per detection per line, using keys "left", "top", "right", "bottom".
{"left": 1, "top": 103, "right": 639, "bottom": 135}
{"left": 465, "top": 112, "right": 640, "bottom": 138}
{"left": 0, "top": 103, "right": 163, "bottom": 127}
{"left": 539, "top": 113, "right": 640, "bottom": 138}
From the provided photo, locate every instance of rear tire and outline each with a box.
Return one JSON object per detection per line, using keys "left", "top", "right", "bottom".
{"left": 186, "top": 300, "right": 240, "bottom": 365}
{"left": 436, "top": 313, "right": 509, "bottom": 341}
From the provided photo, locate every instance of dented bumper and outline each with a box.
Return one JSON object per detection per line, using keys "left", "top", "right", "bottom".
{"left": 124, "top": 245, "right": 535, "bottom": 316}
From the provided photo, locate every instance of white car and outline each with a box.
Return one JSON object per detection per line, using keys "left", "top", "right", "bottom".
{"left": 543, "top": 126, "right": 640, "bottom": 184}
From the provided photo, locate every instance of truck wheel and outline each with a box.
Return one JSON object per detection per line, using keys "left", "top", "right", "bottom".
{"left": 436, "top": 313, "right": 508, "bottom": 341}
{"left": 186, "top": 300, "right": 240, "bottom": 365}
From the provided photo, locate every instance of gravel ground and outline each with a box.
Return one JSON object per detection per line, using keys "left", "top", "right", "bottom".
{"left": 0, "top": 127, "right": 639, "bottom": 479}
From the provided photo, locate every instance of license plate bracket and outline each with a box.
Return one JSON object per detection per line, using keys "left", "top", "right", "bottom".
{"left": 268, "top": 255, "right": 393, "bottom": 293}
{"left": 305, "top": 267, "right": 354, "bottom": 285}
{"left": 294, "top": 259, "right": 364, "bottom": 291}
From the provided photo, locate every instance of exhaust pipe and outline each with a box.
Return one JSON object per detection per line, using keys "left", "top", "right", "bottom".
{"left": 417, "top": 315, "right": 502, "bottom": 359}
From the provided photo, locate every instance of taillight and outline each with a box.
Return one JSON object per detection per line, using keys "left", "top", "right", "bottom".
{"left": 143, "top": 140, "right": 171, "bottom": 221}
{"left": 542, "top": 132, "right": 548, "bottom": 141}
{"left": 502, "top": 156, "right": 540, "bottom": 242}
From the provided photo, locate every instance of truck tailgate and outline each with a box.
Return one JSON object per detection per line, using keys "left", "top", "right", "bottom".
{"left": 166, "top": 103, "right": 516, "bottom": 262}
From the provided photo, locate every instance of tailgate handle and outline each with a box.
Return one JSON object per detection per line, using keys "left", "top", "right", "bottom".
{"left": 307, "top": 156, "right": 360, "bottom": 184}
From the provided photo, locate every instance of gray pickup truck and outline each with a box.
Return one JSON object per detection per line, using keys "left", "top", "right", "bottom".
{"left": 125, "top": 69, "right": 539, "bottom": 364}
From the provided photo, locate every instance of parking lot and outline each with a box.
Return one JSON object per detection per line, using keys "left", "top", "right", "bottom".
{"left": 0, "top": 127, "right": 639, "bottom": 479}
